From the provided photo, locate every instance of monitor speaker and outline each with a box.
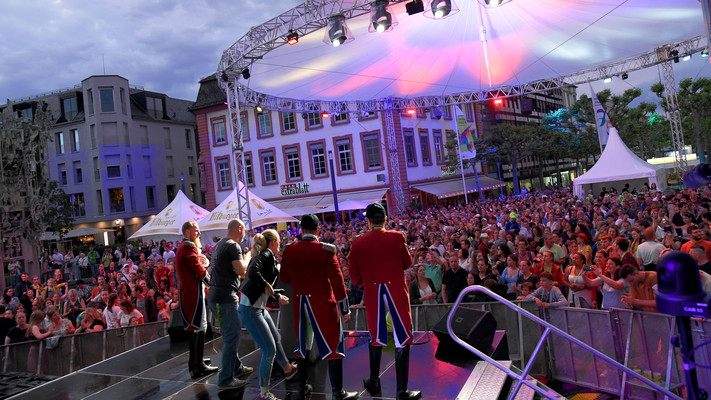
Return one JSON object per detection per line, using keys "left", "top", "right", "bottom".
{"left": 432, "top": 306, "right": 497, "bottom": 357}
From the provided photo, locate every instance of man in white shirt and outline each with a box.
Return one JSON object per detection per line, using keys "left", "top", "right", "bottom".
{"left": 162, "top": 245, "right": 176, "bottom": 262}
{"left": 635, "top": 227, "right": 666, "bottom": 272}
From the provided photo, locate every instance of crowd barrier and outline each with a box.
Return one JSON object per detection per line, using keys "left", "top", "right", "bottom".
{"left": 0, "top": 322, "right": 168, "bottom": 376}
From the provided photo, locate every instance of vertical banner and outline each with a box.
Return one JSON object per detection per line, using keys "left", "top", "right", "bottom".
{"left": 589, "top": 83, "right": 612, "bottom": 150}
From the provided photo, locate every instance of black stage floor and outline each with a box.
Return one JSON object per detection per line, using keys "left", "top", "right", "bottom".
{"left": 9, "top": 331, "right": 480, "bottom": 400}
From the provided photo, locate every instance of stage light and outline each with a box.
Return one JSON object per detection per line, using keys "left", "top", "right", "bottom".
{"left": 255, "top": 105, "right": 263, "bottom": 113}
{"left": 683, "top": 54, "right": 691, "bottom": 62}
{"left": 424, "top": 0, "right": 459, "bottom": 19}
{"left": 324, "top": 14, "right": 353, "bottom": 47}
{"left": 241, "top": 67, "right": 250, "bottom": 80}
{"left": 406, "top": 108, "right": 416, "bottom": 116}
{"left": 671, "top": 49, "right": 679, "bottom": 63}
{"left": 702, "top": 50, "right": 709, "bottom": 58}
{"left": 406, "top": 0, "right": 424, "bottom": 15}
{"left": 370, "top": 0, "right": 397, "bottom": 33}
{"left": 321, "top": 112, "right": 330, "bottom": 119}
{"left": 485, "top": 0, "right": 501, "bottom": 6}
{"left": 603, "top": 76, "right": 612, "bottom": 83}
{"left": 287, "top": 30, "right": 299, "bottom": 45}
{"left": 493, "top": 98, "right": 503, "bottom": 106}
{"left": 621, "top": 73, "right": 628, "bottom": 80}
{"left": 432, "top": 106, "right": 443, "bottom": 119}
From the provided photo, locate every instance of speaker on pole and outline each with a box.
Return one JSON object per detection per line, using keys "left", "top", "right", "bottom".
{"left": 432, "top": 306, "right": 497, "bottom": 359}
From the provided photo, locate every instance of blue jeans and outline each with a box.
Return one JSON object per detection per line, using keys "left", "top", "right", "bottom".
{"left": 208, "top": 300, "right": 246, "bottom": 386}
{"left": 238, "top": 304, "right": 290, "bottom": 388}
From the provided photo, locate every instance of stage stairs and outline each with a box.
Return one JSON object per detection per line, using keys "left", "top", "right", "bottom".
{"left": 457, "top": 360, "right": 562, "bottom": 400}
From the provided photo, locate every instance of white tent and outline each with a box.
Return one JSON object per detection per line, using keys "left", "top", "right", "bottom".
{"left": 128, "top": 190, "right": 210, "bottom": 241}
{"left": 199, "top": 182, "right": 298, "bottom": 235}
{"left": 573, "top": 128, "right": 666, "bottom": 197}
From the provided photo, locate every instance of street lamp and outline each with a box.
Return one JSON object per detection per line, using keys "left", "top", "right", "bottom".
{"left": 328, "top": 150, "right": 341, "bottom": 224}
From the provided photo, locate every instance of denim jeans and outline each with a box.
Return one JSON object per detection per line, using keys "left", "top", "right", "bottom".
{"left": 238, "top": 304, "right": 290, "bottom": 388}
{"left": 208, "top": 300, "right": 245, "bottom": 386}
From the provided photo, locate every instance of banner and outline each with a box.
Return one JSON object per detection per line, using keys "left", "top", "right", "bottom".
{"left": 455, "top": 106, "right": 477, "bottom": 160}
{"left": 590, "top": 83, "right": 612, "bottom": 148}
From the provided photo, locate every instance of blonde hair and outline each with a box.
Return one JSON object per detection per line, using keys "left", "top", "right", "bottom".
{"left": 251, "top": 229, "right": 279, "bottom": 257}
{"left": 27, "top": 310, "right": 45, "bottom": 337}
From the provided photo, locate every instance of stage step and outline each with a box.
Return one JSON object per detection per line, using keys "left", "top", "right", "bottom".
{"left": 457, "top": 361, "right": 565, "bottom": 400}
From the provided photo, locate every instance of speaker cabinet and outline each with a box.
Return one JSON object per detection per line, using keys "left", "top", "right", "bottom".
{"left": 432, "top": 307, "right": 497, "bottom": 358}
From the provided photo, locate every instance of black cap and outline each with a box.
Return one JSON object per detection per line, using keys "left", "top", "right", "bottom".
{"left": 300, "top": 214, "right": 319, "bottom": 231}
{"left": 365, "top": 203, "right": 386, "bottom": 220}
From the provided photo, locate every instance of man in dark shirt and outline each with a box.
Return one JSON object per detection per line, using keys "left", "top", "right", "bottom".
{"left": 442, "top": 256, "right": 468, "bottom": 303}
{"left": 207, "top": 219, "right": 253, "bottom": 391}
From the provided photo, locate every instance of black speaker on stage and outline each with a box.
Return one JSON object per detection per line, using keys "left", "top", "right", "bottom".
{"left": 432, "top": 307, "right": 497, "bottom": 357}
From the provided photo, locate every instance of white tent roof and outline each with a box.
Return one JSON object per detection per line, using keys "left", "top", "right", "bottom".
{"left": 41, "top": 227, "right": 115, "bottom": 241}
{"left": 270, "top": 187, "right": 388, "bottom": 216}
{"left": 128, "top": 190, "right": 210, "bottom": 240}
{"left": 199, "top": 182, "right": 298, "bottom": 233}
{"left": 243, "top": 0, "right": 703, "bottom": 102}
{"left": 573, "top": 127, "right": 664, "bottom": 195}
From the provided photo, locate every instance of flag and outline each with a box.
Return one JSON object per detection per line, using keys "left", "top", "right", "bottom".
{"left": 589, "top": 83, "right": 612, "bottom": 147}
{"left": 455, "top": 105, "right": 477, "bottom": 160}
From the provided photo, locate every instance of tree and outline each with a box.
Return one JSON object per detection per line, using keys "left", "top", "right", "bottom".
{"left": 42, "top": 180, "right": 75, "bottom": 238}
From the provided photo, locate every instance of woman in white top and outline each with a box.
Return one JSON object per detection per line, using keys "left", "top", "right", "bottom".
{"left": 583, "top": 258, "right": 630, "bottom": 310}
{"left": 565, "top": 252, "right": 596, "bottom": 308}
{"left": 104, "top": 293, "right": 121, "bottom": 329}
{"left": 409, "top": 265, "right": 437, "bottom": 305}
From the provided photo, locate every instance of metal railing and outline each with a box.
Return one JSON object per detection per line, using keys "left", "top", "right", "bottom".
{"left": 447, "top": 286, "right": 685, "bottom": 400}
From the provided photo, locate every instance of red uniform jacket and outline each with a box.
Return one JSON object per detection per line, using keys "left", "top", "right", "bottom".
{"left": 280, "top": 236, "right": 349, "bottom": 360}
{"left": 176, "top": 240, "right": 207, "bottom": 331}
{"left": 349, "top": 228, "right": 413, "bottom": 348}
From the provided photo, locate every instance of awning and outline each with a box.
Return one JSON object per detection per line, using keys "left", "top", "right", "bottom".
{"left": 270, "top": 187, "right": 388, "bottom": 216}
{"left": 40, "top": 227, "right": 115, "bottom": 241}
{"left": 412, "top": 176, "right": 502, "bottom": 199}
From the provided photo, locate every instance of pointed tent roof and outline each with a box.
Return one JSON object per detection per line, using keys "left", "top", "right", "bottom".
{"left": 199, "top": 182, "right": 297, "bottom": 233}
{"left": 128, "top": 190, "right": 210, "bottom": 240}
{"left": 573, "top": 128, "right": 663, "bottom": 195}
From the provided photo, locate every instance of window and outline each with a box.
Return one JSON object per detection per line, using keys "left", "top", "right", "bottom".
{"left": 147, "top": 96, "right": 163, "bottom": 119}
{"left": 90, "top": 125, "right": 96, "bottom": 149}
{"left": 464, "top": 103, "right": 474, "bottom": 122}
{"left": 93, "top": 157, "right": 100, "bottom": 181}
{"left": 442, "top": 105, "right": 452, "bottom": 120}
{"left": 55, "top": 132, "right": 65, "bottom": 154}
{"left": 15, "top": 105, "right": 33, "bottom": 121}
{"left": 336, "top": 138, "right": 354, "bottom": 174}
{"left": 73, "top": 161, "right": 82, "bottom": 184}
{"left": 433, "top": 130, "right": 444, "bottom": 163}
{"left": 100, "top": 88, "right": 114, "bottom": 112}
{"left": 281, "top": 111, "right": 296, "bottom": 133}
{"left": 96, "top": 189, "right": 103, "bottom": 215}
{"left": 359, "top": 110, "right": 377, "bottom": 120}
{"left": 167, "top": 185, "right": 176, "bottom": 201}
{"left": 420, "top": 130, "right": 431, "bottom": 165}
{"left": 166, "top": 156, "right": 174, "bottom": 177}
{"left": 185, "top": 129, "right": 192, "bottom": 149}
{"left": 284, "top": 146, "right": 301, "bottom": 181}
{"left": 363, "top": 133, "right": 382, "bottom": 169}
{"left": 71, "top": 129, "right": 80, "bottom": 152}
{"left": 239, "top": 111, "right": 249, "bottom": 141}
{"left": 146, "top": 186, "right": 156, "bottom": 209}
{"left": 309, "top": 142, "right": 327, "bottom": 177}
{"left": 333, "top": 103, "right": 348, "bottom": 124}
{"left": 190, "top": 184, "right": 196, "bottom": 201}
{"left": 62, "top": 97, "right": 78, "bottom": 121}
{"left": 212, "top": 119, "right": 226, "bottom": 145}
{"left": 106, "top": 155, "right": 121, "bottom": 179}
{"left": 126, "top": 154, "right": 133, "bottom": 179}
{"left": 242, "top": 154, "right": 254, "bottom": 185}
{"left": 120, "top": 88, "right": 127, "bottom": 115}
{"left": 103, "top": 122, "right": 118, "bottom": 146}
{"left": 164, "top": 127, "right": 171, "bottom": 149}
{"left": 257, "top": 112, "right": 272, "bottom": 137}
{"left": 404, "top": 130, "right": 416, "bottom": 166}
{"left": 70, "top": 193, "right": 86, "bottom": 217}
{"left": 306, "top": 105, "right": 322, "bottom": 129}
{"left": 109, "top": 188, "right": 125, "bottom": 213}
{"left": 188, "top": 156, "right": 195, "bottom": 176}
{"left": 143, "top": 156, "right": 152, "bottom": 178}
{"left": 129, "top": 187, "right": 136, "bottom": 211}
{"left": 261, "top": 150, "right": 277, "bottom": 184}
{"left": 87, "top": 89, "right": 94, "bottom": 115}
{"left": 216, "top": 158, "right": 231, "bottom": 190}
{"left": 58, "top": 163, "right": 67, "bottom": 185}
{"left": 140, "top": 125, "right": 149, "bottom": 148}
{"left": 124, "top": 123, "right": 130, "bottom": 146}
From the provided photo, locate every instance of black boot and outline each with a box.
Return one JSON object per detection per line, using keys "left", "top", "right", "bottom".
{"left": 297, "top": 351, "right": 312, "bottom": 400}
{"left": 395, "top": 346, "right": 421, "bottom": 400}
{"left": 188, "top": 331, "right": 197, "bottom": 375}
{"left": 190, "top": 331, "right": 218, "bottom": 379}
{"left": 329, "top": 359, "right": 359, "bottom": 400}
{"left": 363, "top": 344, "right": 382, "bottom": 395}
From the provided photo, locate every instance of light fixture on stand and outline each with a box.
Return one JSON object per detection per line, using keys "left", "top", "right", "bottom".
{"left": 480, "top": 0, "right": 514, "bottom": 7}
{"left": 324, "top": 14, "right": 354, "bottom": 47}
{"left": 370, "top": 0, "right": 398, "bottom": 33}
{"left": 424, "top": 0, "right": 459, "bottom": 19}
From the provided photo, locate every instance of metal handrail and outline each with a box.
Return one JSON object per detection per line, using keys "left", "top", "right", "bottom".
{"left": 446, "top": 286, "right": 683, "bottom": 400}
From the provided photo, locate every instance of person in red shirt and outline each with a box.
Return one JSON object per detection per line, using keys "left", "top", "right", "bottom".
{"left": 532, "top": 250, "right": 567, "bottom": 288}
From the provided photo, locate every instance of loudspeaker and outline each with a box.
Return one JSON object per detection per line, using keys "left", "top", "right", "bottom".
{"left": 520, "top": 97, "right": 533, "bottom": 115}
{"left": 432, "top": 307, "right": 497, "bottom": 357}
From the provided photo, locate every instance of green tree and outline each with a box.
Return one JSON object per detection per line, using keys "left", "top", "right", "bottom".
{"left": 42, "top": 180, "right": 75, "bottom": 238}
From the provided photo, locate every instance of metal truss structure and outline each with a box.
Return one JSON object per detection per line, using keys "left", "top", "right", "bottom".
{"left": 656, "top": 46, "right": 688, "bottom": 175}
{"left": 224, "top": 81, "right": 253, "bottom": 229}
{"left": 383, "top": 99, "right": 405, "bottom": 214}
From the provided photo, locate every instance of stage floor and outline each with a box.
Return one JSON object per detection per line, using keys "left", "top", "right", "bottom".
{"left": 8, "top": 331, "right": 481, "bottom": 400}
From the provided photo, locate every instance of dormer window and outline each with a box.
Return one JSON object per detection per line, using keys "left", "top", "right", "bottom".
{"left": 147, "top": 96, "right": 164, "bottom": 119}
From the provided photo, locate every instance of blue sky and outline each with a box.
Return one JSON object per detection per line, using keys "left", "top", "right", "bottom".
{"left": 0, "top": 0, "right": 708, "bottom": 106}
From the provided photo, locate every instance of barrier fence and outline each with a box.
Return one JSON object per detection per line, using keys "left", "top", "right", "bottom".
{"left": 2, "top": 302, "right": 710, "bottom": 398}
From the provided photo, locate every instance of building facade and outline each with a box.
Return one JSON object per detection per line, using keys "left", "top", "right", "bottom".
{"left": 191, "top": 75, "right": 576, "bottom": 217}
{"left": 8, "top": 75, "right": 200, "bottom": 243}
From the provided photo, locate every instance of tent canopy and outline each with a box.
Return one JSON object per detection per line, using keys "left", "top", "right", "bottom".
{"left": 413, "top": 176, "right": 501, "bottom": 199}
{"left": 41, "top": 227, "right": 115, "bottom": 241}
{"left": 573, "top": 127, "right": 666, "bottom": 197}
{"left": 270, "top": 188, "right": 388, "bottom": 216}
{"left": 241, "top": 0, "right": 703, "bottom": 102}
{"left": 128, "top": 190, "right": 209, "bottom": 240}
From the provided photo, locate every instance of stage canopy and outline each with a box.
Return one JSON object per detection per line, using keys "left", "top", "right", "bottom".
{"left": 223, "top": 0, "right": 705, "bottom": 104}
{"left": 573, "top": 127, "right": 667, "bottom": 197}
{"left": 270, "top": 187, "right": 388, "bottom": 216}
{"left": 412, "top": 176, "right": 502, "bottom": 199}
{"left": 128, "top": 190, "right": 209, "bottom": 241}
{"left": 41, "top": 227, "right": 115, "bottom": 241}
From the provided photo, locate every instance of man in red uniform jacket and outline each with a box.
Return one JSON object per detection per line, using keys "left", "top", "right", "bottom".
{"left": 349, "top": 203, "right": 421, "bottom": 400}
{"left": 176, "top": 221, "right": 218, "bottom": 379}
{"left": 280, "top": 214, "right": 358, "bottom": 400}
